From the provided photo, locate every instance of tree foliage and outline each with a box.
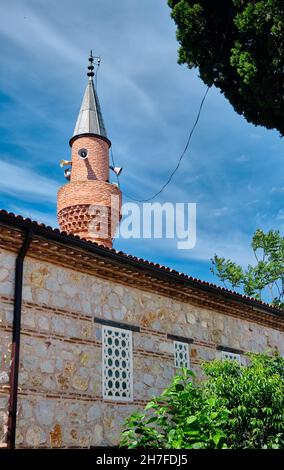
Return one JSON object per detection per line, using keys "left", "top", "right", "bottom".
{"left": 120, "top": 353, "right": 284, "bottom": 449}
{"left": 168, "top": 0, "right": 284, "bottom": 136}
{"left": 211, "top": 229, "right": 284, "bottom": 308}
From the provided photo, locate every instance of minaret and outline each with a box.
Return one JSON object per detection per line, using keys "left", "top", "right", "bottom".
{"left": 57, "top": 52, "right": 122, "bottom": 249}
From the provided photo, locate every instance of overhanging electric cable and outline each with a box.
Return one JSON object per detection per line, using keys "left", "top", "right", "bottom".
{"left": 110, "top": 8, "right": 233, "bottom": 202}
{"left": 112, "top": 84, "right": 210, "bottom": 202}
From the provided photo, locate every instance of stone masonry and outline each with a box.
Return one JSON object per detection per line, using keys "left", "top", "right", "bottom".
{"left": 1, "top": 242, "right": 284, "bottom": 448}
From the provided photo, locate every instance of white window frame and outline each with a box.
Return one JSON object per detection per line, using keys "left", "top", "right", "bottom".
{"left": 221, "top": 350, "right": 241, "bottom": 364}
{"left": 174, "top": 341, "right": 190, "bottom": 368}
{"left": 102, "top": 325, "right": 133, "bottom": 402}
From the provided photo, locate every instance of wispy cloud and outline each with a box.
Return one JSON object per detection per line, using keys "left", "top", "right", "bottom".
{"left": 235, "top": 154, "right": 249, "bottom": 163}
{"left": 0, "top": 0, "right": 283, "bottom": 287}
{"left": 210, "top": 207, "right": 229, "bottom": 218}
{"left": 276, "top": 210, "right": 284, "bottom": 221}
{"left": 270, "top": 186, "right": 284, "bottom": 193}
{"left": 183, "top": 230, "right": 255, "bottom": 267}
{"left": 0, "top": 160, "right": 58, "bottom": 201}
{"left": 9, "top": 204, "right": 57, "bottom": 227}
{"left": 0, "top": 3, "right": 83, "bottom": 65}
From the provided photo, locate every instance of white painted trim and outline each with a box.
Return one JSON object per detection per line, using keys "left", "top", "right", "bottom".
{"left": 102, "top": 325, "right": 133, "bottom": 402}
{"left": 221, "top": 350, "right": 241, "bottom": 364}
{"left": 174, "top": 341, "right": 190, "bottom": 368}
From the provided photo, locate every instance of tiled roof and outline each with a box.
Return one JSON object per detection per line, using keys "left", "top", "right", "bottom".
{"left": 0, "top": 208, "right": 283, "bottom": 318}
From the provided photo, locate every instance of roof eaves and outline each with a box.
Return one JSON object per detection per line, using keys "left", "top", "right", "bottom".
{"left": 0, "top": 209, "right": 283, "bottom": 319}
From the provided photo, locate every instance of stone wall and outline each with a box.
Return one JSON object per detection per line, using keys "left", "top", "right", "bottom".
{"left": 0, "top": 248, "right": 16, "bottom": 444}
{"left": 1, "top": 250, "right": 284, "bottom": 447}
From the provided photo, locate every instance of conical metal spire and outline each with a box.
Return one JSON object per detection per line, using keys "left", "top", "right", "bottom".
{"left": 72, "top": 52, "right": 108, "bottom": 141}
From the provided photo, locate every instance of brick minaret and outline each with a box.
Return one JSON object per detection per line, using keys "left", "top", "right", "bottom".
{"left": 57, "top": 52, "right": 122, "bottom": 249}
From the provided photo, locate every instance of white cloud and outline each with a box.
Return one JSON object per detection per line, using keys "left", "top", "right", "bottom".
{"left": 0, "top": 3, "right": 83, "bottom": 65}
{"left": 0, "top": 160, "right": 58, "bottom": 201}
{"left": 270, "top": 187, "right": 284, "bottom": 193}
{"left": 0, "top": 0, "right": 282, "bottom": 281}
{"left": 189, "top": 231, "right": 254, "bottom": 266}
{"left": 235, "top": 154, "right": 249, "bottom": 163}
{"left": 276, "top": 210, "right": 284, "bottom": 221}
{"left": 9, "top": 204, "right": 57, "bottom": 227}
{"left": 210, "top": 207, "right": 228, "bottom": 217}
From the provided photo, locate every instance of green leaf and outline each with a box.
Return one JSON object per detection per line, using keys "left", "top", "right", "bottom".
{"left": 175, "top": 383, "right": 185, "bottom": 392}
{"left": 212, "top": 432, "right": 225, "bottom": 446}
{"left": 186, "top": 416, "right": 197, "bottom": 425}
{"left": 144, "top": 401, "right": 156, "bottom": 410}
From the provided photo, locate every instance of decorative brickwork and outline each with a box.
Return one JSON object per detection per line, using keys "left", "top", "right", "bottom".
{"left": 57, "top": 69, "right": 122, "bottom": 248}
{"left": 70, "top": 136, "right": 110, "bottom": 183}
{"left": 58, "top": 204, "right": 120, "bottom": 248}
{"left": 57, "top": 136, "right": 122, "bottom": 248}
{"left": 57, "top": 180, "right": 122, "bottom": 212}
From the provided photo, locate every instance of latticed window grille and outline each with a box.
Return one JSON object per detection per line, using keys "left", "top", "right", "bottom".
{"left": 102, "top": 325, "right": 133, "bottom": 401}
{"left": 221, "top": 351, "right": 241, "bottom": 364}
{"left": 174, "top": 341, "right": 190, "bottom": 368}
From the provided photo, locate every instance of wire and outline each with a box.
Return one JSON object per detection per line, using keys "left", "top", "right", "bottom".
{"left": 110, "top": 8, "right": 233, "bottom": 203}
{"left": 112, "top": 85, "right": 210, "bottom": 202}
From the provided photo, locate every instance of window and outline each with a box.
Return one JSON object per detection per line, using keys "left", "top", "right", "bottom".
{"left": 221, "top": 350, "right": 241, "bottom": 364}
{"left": 102, "top": 325, "right": 133, "bottom": 401}
{"left": 174, "top": 341, "right": 190, "bottom": 368}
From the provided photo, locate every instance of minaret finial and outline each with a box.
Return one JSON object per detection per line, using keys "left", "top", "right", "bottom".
{"left": 87, "top": 50, "right": 95, "bottom": 78}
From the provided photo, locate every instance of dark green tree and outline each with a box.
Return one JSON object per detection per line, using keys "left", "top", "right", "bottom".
{"left": 168, "top": 0, "right": 284, "bottom": 136}
{"left": 211, "top": 229, "right": 284, "bottom": 308}
{"left": 120, "top": 353, "right": 284, "bottom": 449}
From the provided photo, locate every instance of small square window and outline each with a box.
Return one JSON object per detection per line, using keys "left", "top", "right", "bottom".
{"left": 102, "top": 326, "right": 133, "bottom": 401}
{"left": 221, "top": 351, "right": 241, "bottom": 364}
{"left": 174, "top": 341, "right": 190, "bottom": 368}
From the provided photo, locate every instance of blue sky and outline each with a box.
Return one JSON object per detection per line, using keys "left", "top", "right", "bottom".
{"left": 0, "top": 0, "right": 283, "bottom": 288}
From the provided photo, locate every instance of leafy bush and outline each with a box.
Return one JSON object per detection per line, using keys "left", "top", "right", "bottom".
{"left": 120, "top": 353, "right": 284, "bottom": 449}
